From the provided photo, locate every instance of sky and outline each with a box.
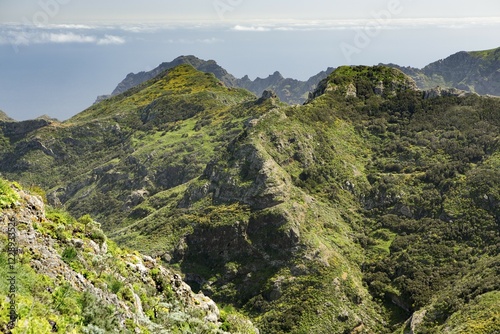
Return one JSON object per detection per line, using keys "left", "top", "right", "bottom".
{"left": 1, "top": 0, "right": 500, "bottom": 121}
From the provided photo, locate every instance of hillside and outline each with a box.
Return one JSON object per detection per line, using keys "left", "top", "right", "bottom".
{"left": 97, "top": 55, "right": 334, "bottom": 105}
{"left": 1, "top": 64, "right": 499, "bottom": 333}
{"left": 0, "top": 178, "right": 256, "bottom": 333}
{"left": 384, "top": 47, "right": 500, "bottom": 96}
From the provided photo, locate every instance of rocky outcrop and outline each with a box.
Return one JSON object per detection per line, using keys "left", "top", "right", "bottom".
{"left": 422, "top": 86, "right": 476, "bottom": 99}
{"left": 201, "top": 141, "right": 292, "bottom": 210}
{"left": 256, "top": 89, "right": 278, "bottom": 104}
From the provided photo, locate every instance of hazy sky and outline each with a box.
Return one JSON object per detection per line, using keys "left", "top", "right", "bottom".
{"left": 1, "top": 0, "right": 500, "bottom": 22}
{"left": 1, "top": 0, "right": 500, "bottom": 120}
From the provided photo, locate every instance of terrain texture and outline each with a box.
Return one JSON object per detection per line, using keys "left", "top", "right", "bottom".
{"left": 1, "top": 62, "right": 499, "bottom": 333}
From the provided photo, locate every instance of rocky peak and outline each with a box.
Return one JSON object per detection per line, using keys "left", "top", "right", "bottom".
{"left": 100, "top": 55, "right": 334, "bottom": 107}
{"left": 270, "top": 71, "right": 284, "bottom": 80}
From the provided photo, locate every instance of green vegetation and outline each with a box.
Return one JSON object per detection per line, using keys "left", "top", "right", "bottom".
{"left": 1, "top": 64, "right": 499, "bottom": 333}
{"left": 0, "top": 179, "right": 20, "bottom": 209}
{"left": 469, "top": 47, "right": 500, "bottom": 61}
{"left": 0, "top": 180, "right": 256, "bottom": 333}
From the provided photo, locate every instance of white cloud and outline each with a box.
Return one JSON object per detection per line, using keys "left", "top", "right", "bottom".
{"left": 165, "top": 37, "right": 223, "bottom": 44}
{"left": 97, "top": 34, "right": 125, "bottom": 45}
{"left": 232, "top": 25, "right": 270, "bottom": 32}
{"left": 0, "top": 25, "right": 126, "bottom": 46}
{"left": 50, "top": 24, "right": 96, "bottom": 30}
{"left": 229, "top": 17, "right": 500, "bottom": 32}
{"left": 46, "top": 32, "right": 96, "bottom": 43}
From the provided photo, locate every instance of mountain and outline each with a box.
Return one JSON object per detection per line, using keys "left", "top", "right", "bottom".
{"left": 1, "top": 64, "right": 499, "bottom": 333}
{"left": 384, "top": 47, "right": 500, "bottom": 96}
{"left": 0, "top": 178, "right": 256, "bottom": 333}
{"left": 97, "top": 55, "right": 334, "bottom": 105}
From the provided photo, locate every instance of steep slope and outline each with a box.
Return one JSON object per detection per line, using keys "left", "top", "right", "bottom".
{"left": 98, "top": 55, "right": 334, "bottom": 105}
{"left": 311, "top": 66, "right": 499, "bottom": 333}
{"left": 385, "top": 47, "right": 500, "bottom": 95}
{"left": 1, "top": 64, "right": 499, "bottom": 333}
{"left": 0, "top": 178, "right": 256, "bottom": 333}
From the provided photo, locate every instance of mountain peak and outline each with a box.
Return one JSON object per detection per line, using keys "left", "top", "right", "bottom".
{"left": 104, "top": 55, "right": 334, "bottom": 106}
{"left": 308, "top": 65, "right": 417, "bottom": 101}
{"left": 110, "top": 55, "right": 237, "bottom": 96}
{"left": 74, "top": 64, "right": 255, "bottom": 124}
{"left": 36, "top": 114, "right": 59, "bottom": 122}
{"left": 270, "top": 70, "right": 283, "bottom": 79}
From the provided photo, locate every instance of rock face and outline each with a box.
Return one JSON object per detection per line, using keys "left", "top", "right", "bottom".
{"left": 98, "top": 55, "right": 334, "bottom": 105}
{"left": 384, "top": 47, "right": 500, "bottom": 96}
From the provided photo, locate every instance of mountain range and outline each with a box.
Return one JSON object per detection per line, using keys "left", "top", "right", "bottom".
{"left": 95, "top": 47, "right": 500, "bottom": 108}
{"left": 1, "top": 49, "right": 499, "bottom": 333}
{"left": 95, "top": 55, "right": 335, "bottom": 105}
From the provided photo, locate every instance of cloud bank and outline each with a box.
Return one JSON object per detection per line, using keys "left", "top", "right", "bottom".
{"left": 0, "top": 25, "right": 125, "bottom": 46}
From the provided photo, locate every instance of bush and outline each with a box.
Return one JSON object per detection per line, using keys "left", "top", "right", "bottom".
{"left": 0, "top": 178, "right": 20, "bottom": 208}
{"left": 80, "top": 292, "right": 119, "bottom": 331}
{"left": 62, "top": 246, "right": 78, "bottom": 263}
{"left": 90, "top": 229, "right": 106, "bottom": 246}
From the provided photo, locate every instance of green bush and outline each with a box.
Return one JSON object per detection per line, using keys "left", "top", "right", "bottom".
{"left": 61, "top": 246, "right": 78, "bottom": 263}
{"left": 90, "top": 229, "right": 106, "bottom": 246}
{"left": 0, "top": 178, "right": 20, "bottom": 209}
{"left": 80, "top": 292, "right": 119, "bottom": 331}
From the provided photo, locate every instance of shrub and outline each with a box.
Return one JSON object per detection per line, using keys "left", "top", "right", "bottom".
{"left": 61, "top": 246, "right": 78, "bottom": 263}
{"left": 0, "top": 178, "right": 20, "bottom": 208}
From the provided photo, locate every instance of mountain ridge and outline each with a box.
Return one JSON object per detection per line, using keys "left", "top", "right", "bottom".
{"left": 383, "top": 46, "right": 500, "bottom": 96}
{"left": 96, "top": 55, "right": 335, "bottom": 105}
